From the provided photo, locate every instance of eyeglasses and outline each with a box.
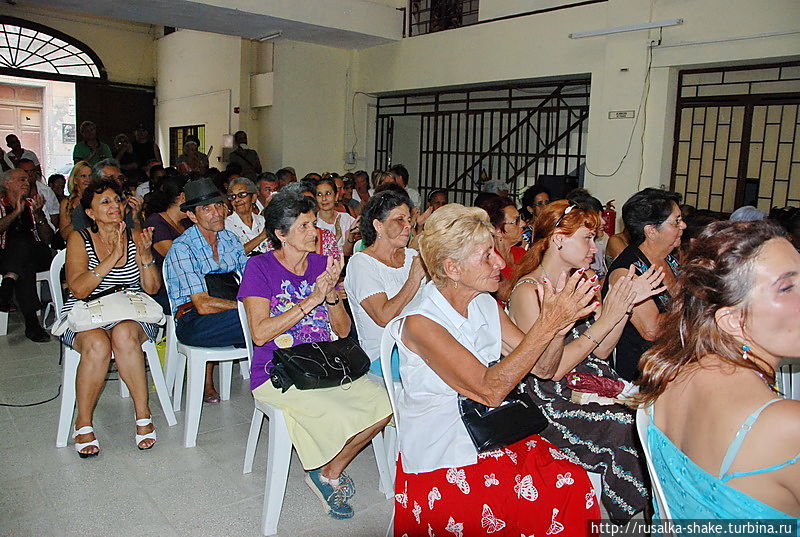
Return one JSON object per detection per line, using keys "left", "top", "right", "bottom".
{"left": 316, "top": 191, "right": 335, "bottom": 198}
{"left": 227, "top": 192, "right": 253, "bottom": 200}
{"left": 503, "top": 216, "right": 522, "bottom": 226}
{"left": 663, "top": 216, "right": 683, "bottom": 228}
{"left": 554, "top": 203, "right": 578, "bottom": 228}
{"left": 534, "top": 200, "right": 549, "bottom": 207}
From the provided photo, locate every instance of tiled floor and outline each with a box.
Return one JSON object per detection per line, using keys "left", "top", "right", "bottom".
{"left": 0, "top": 312, "right": 393, "bottom": 537}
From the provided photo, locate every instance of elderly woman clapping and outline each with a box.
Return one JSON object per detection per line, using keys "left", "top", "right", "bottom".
{"left": 384, "top": 203, "right": 601, "bottom": 535}
{"left": 344, "top": 189, "right": 425, "bottom": 378}
{"left": 225, "top": 177, "right": 269, "bottom": 255}
{"left": 238, "top": 193, "right": 392, "bottom": 520}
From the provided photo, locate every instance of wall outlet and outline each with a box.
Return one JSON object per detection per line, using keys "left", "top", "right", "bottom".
{"left": 345, "top": 151, "right": 357, "bottom": 165}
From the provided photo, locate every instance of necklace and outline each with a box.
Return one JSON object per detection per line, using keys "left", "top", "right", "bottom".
{"left": 754, "top": 370, "right": 783, "bottom": 396}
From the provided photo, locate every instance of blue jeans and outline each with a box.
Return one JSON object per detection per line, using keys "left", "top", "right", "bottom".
{"left": 369, "top": 345, "right": 400, "bottom": 380}
{"left": 175, "top": 306, "right": 245, "bottom": 348}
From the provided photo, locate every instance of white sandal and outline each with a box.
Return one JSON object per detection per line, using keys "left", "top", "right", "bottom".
{"left": 135, "top": 417, "right": 157, "bottom": 450}
{"left": 73, "top": 426, "right": 99, "bottom": 458}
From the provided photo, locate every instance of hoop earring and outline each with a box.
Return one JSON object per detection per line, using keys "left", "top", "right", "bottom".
{"left": 742, "top": 344, "right": 750, "bottom": 361}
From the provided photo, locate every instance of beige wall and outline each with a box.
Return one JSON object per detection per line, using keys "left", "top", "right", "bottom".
{"left": 352, "top": 0, "right": 800, "bottom": 207}
{"left": 3, "top": 4, "right": 156, "bottom": 86}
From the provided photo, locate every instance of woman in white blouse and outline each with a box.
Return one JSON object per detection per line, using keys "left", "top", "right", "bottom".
{"left": 344, "top": 189, "right": 425, "bottom": 378}
{"left": 225, "top": 177, "right": 269, "bottom": 255}
{"left": 383, "top": 204, "right": 601, "bottom": 536}
{"left": 315, "top": 178, "right": 357, "bottom": 256}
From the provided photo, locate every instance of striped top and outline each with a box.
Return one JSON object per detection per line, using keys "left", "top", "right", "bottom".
{"left": 61, "top": 229, "right": 143, "bottom": 315}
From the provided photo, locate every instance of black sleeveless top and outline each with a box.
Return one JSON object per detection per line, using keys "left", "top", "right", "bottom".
{"left": 601, "top": 245, "right": 679, "bottom": 381}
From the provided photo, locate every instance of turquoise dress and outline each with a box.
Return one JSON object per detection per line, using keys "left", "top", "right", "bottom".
{"left": 647, "top": 399, "right": 799, "bottom": 530}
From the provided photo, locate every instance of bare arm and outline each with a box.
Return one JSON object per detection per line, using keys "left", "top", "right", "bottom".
{"left": 610, "top": 267, "right": 662, "bottom": 340}
{"left": 242, "top": 230, "right": 267, "bottom": 255}
{"left": 190, "top": 291, "right": 237, "bottom": 315}
{"left": 153, "top": 239, "right": 174, "bottom": 259}
{"left": 0, "top": 198, "right": 23, "bottom": 234}
{"left": 133, "top": 228, "right": 161, "bottom": 294}
{"left": 59, "top": 197, "right": 76, "bottom": 240}
{"left": 358, "top": 255, "right": 425, "bottom": 327}
{"left": 402, "top": 271, "right": 599, "bottom": 407}
{"left": 506, "top": 281, "right": 565, "bottom": 374}
{"left": 65, "top": 225, "right": 125, "bottom": 300}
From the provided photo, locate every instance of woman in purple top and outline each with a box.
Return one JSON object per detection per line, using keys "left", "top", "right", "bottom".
{"left": 143, "top": 178, "right": 191, "bottom": 313}
{"left": 238, "top": 193, "right": 392, "bottom": 521}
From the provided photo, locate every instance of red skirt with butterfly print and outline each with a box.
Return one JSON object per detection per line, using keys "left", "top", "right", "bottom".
{"left": 393, "top": 435, "right": 600, "bottom": 537}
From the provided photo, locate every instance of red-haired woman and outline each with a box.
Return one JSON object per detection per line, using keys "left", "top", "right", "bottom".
{"left": 507, "top": 199, "right": 665, "bottom": 521}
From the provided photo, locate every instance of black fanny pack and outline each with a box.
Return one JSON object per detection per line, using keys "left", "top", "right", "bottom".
{"left": 270, "top": 337, "right": 370, "bottom": 393}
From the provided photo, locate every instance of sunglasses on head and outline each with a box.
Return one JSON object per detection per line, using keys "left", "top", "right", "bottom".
{"left": 553, "top": 203, "right": 578, "bottom": 228}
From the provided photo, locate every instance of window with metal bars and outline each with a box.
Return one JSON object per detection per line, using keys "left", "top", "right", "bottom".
{"left": 374, "top": 79, "right": 590, "bottom": 206}
{"left": 671, "top": 62, "right": 800, "bottom": 214}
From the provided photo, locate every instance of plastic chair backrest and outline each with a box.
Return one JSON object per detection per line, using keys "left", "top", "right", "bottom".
{"left": 49, "top": 249, "right": 67, "bottom": 314}
{"left": 237, "top": 300, "right": 255, "bottom": 360}
{"left": 379, "top": 317, "right": 403, "bottom": 436}
{"left": 635, "top": 407, "right": 675, "bottom": 524}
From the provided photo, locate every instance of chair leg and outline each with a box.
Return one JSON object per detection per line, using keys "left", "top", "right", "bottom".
{"left": 243, "top": 408, "right": 264, "bottom": 474}
{"left": 0, "top": 311, "right": 7, "bottom": 336}
{"left": 385, "top": 509, "right": 393, "bottom": 537}
{"left": 143, "top": 342, "right": 177, "bottom": 427}
{"left": 173, "top": 353, "right": 186, "bottom": 411}
{"left": 261, "top": 411, "right": 292, "bottom": 536}
{"left": 164, "top": 317, "right": 179, "bottom": 393}
{"left": 372, "top": 432, "right": 394, "bottom": 499}
{"left": 183, "top": 357, "right": 206, "bottom": 448}
{"left": 220, "top": 360, "right": 233, "bottom": 401}
{"left": 56, "top": 349, "right": 80, "bottom": 447}
{"left": 383, "top": 425, "right": 398, "bottom": 485}
{"left": 240, "top": 359, "right": 250, "bottom": 380}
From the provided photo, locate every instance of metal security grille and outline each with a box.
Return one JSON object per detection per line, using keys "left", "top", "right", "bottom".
{"left": 409, "top": 0, "right": 479, "bottom": 36}
{"left": 374, "top": 79, "right": 590, "bottom": 205}
{"left": 671, "top": 62, "right": 800, "bottom": 213}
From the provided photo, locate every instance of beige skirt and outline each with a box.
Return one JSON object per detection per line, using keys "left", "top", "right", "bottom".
{"left": 252, "top": 376, "right": 392, "bottom": 470}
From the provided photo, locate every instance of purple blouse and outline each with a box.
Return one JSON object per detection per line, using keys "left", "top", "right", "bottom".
{"left": 238, "top": 251, "right": 331, "bottom": 390}
{"left": 144, "top": 212, "right": 192, "bottom": 266}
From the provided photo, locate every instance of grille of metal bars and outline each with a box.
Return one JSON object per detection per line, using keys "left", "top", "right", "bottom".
{"left": 374, "top": 79, "right": 590, "bottom": 206}
{"left": 671, "top": 62, "right": 800, "bottom": 214}
{"left": 408, "top": 0, "right": 479, "bottom": 36}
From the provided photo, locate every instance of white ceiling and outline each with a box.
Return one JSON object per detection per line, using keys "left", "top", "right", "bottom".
{"left": 16, "top": 0, "right": 404, "bottom": 49}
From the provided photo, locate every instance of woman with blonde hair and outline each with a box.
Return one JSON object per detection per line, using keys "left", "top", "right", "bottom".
{"left": 635, "top": 220, "right": 800, "bottom": 520}
{"left": 58, "top": 160, "right": 93, "bottom": 240}
{"left": 384, "top": 203, "right": 601, "bottom": 535}
{"left": 508, "top": 199, "right": 665, "bottom": 520}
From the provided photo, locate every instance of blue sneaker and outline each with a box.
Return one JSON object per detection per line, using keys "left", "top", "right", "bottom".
{"left": 305, "top": 469, "right": 354, "bottom": 519}
{"left": 337, "top": 471, "right": 356, "bottom": 499}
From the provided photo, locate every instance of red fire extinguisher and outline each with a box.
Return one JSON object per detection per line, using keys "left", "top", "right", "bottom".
{"left": 601, "top": 200, "right": 616, "bottom": 237}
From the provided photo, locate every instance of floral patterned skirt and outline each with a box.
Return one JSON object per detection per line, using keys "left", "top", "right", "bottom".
{"left": 394, "top": 436, "right": 600, "bottom": 537}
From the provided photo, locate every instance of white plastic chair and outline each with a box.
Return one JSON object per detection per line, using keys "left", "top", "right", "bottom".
{"left": 779, "top": 357, "right": 800, "bottom": 401}
{"left": 238, "top": 301, "right": 393, "bottom": 536}
{"left": 48, "top": 249, "right": 177, "bottom": 448}
{"left": 163, "top": 277, "right": 249, "bottom": 447}
{"left": 635, "top": 407, "right": 674, "bottom": 527}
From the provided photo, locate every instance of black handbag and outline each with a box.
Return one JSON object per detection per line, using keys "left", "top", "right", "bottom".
{"left": 204, "top": 272, "right": 239, "bottom": 301}
{"left": 459, "top": 379, "right": 549, "bottom": 453}
{"left": 269, "top": 337, "right": 371, "bottom": 393}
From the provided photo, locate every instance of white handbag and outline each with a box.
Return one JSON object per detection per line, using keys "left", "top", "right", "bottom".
{"left": 51, "top": 289, "right": 165, "bottom": 336}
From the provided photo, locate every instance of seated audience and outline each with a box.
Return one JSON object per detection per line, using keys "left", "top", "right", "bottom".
{"left": 48, "top": 173, "right": 66, "bottom": 203}
{"left": 386, "top": 204, "right": 600, "bottom": 535}
{"left": 225, "top": 177, "right": 269, "bottom": 255}
{"left": 679, "top": 210, "right": 720, "bottom": 262}
{"left": 164, "top": 178, "right": 247, "bottom": 403}
{"left": 635, "top": 220, "right": 800, "bottom": 520}
{"left": 279, "top": 181, "right": 342, "bottom": 260}
{"left": 67, "top": 160, "right": 140, "bottom": 235}
{"left": 315, "top": 178, "right": 357, "bottom": 256}
{"left": 388, "top": 164, "right": 419, "bottom": 208}
{"left": 520, "top": 184, "right": 551, "bottom": 229}
{"left": 19, "top": 158, "right": 59, "bottom": 229}
{"left": 333, "top": 175, "right": 358, "bottom": 217}
{"left": 730, "top": 204, "right": 767, "bottom": 221}
{"left": 73, "top": 121, "right": 112, "bottom": 166}
{"left": 143, "top": 177, "right": 191, "bottom": 314}
{"left": 59, "top": 161, "right": 93, "bottom": 240}
{"left": 477, "top": 195, "right": 525, "bottom": 304}
{"left": 176, "top": 136, "right": 209, "bottom": 175}
{"left": 254, "top": 172, "right": 279, "bottom": 213}
{"left": 275, "top": 167, "right": 296, "bottom": 190}
{"left": 0, "top": 168, "right": 53, "bottom": 341}
{"left": 130, "top": 124, "right": 162, "bottom": 172}
{"left": 508, "top": 200, "right": 665, "bottom": 520}
{"left": 566, "top": 189, "right": 609, "bottom": 279}
{"left": 239, "top": 193, "right": 392, "bottom": 520}
{"left": 606, "top": 228, "right": 630, "bottom": 265}
{"left": 425, "top": 188, "right": 447, "bottom": 213}
{"left": 227, "top": 131, "right": 262, "bottom": 180}
{"left": 113, "top": 133, "right": 138, "bottom": 171}
{"left": 60, "top": 178, "right": 161, "bottom": 456}
{"left": 344, "top": 189, "right": 425, "bottom": 378}
{"left": 1, "top": 134, "right": 40, "bottom": 172}
{"left": 602, "top": 188, "right": 685, "bottom": 381}
{"left": 135, "top": 163, "right": 166, "bottom": 199}
{"left": 351, "top": 169, "right": 371, "bottom": 205}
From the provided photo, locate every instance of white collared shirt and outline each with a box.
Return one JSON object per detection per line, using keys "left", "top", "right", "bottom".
{"left": 225, "top": 211, "right": 269, "bottom": 253}
{"left": 384, "top": 281, "right": 501, "bottom": 473}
